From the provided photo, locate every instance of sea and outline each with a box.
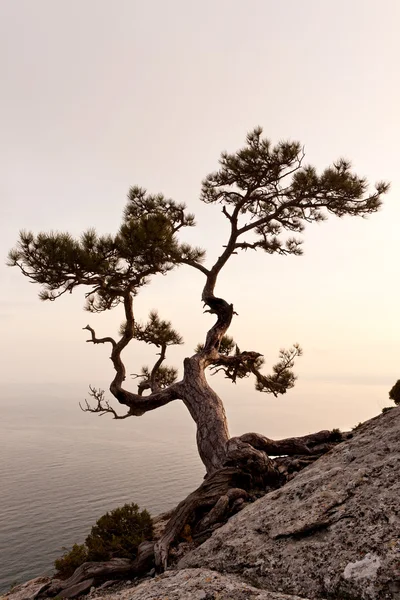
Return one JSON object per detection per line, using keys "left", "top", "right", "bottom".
{"left": 0, "top": 387, "right": 205, "bottom": 592}
{"left": 0, "top": 380, "right": 387, "bottom": 592}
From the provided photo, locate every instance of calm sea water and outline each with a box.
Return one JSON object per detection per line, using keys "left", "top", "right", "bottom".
{"left": 0, "top": 381, "right": 387, "bottom": 592}
{"left": 0, "top": 389, "right": 205, "bottom": 592}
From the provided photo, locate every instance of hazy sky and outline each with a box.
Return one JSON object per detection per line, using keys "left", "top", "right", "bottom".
{"left": 1, "top": 0, "right": 399, "bottom": 434}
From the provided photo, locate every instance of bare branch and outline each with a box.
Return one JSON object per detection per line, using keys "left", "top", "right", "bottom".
{"left": 83, "top": 325, "right": 116, "bottom": 348}
{"left": 130, "top": 372, "right": 152, "bottom": 396}
{"left": 79, "top": 386, "right": 131, "bottom": 419}
{"left": 222, "top": 206, "right": 233, "bottom": 222}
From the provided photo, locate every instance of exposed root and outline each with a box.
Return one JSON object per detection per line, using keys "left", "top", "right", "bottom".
{"left": 41, "top": 428, "right": 349, "bottom": 596}
{"left": 154, "top": 429, "right": 349, "bottom": 569}
{"left": 45, "top": 543, "right": 155, "bottom": 597}
{"left": 154, "top": 467, "right": 250, "bottom": 570}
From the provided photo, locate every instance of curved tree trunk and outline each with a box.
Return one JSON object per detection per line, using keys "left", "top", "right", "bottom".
{"left": 180, "top": 356, "right": 230, "bottom": 474}
{"left": 75, "top": 293, "right": 348, "bottom": 577}
{"left": 172, "top": 289, "right": 235, "bottom": 475}
{"left": 82, "top": 290, "right": 321, "bottom": 572}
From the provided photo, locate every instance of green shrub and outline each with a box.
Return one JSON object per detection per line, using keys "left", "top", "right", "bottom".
{"left": 85, "top": 503, "right": 153, "bottom": 561}
{"left": 54, "top": 543, "right": 88, "bottom": 579}
{"left": 54, "top": 503, "right": 153, "bottom": 579}
{"left": 389, "top": 380, "right": 400, "bottom": 405}
{"left": 330, "top": 428, "right": 342, "bottom": 442}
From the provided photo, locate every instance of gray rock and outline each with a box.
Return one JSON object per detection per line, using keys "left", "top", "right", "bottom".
{"left": 43, "top": 579, "right": 63, "bottom": 597}
{"left": 3, "top": 577, "right": 51, "bottom": 600}
{"left": 94, "top": 581, "right": 118, "bottom": 592}
{"left": 90, "top": 568, "right": 313, "bottom": 599}
{"left": 180, "top": 407, "right": 400, "bottom": 600}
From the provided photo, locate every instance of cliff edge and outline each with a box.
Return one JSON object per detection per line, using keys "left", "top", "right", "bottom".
{"left": 179, "top": 406, "right": 400, "bottom": 599}
{"left": 4, "top": 407, "right": 400, "bottom": 600}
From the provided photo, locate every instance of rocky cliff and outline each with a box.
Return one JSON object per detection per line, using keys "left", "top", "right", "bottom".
{"left": 179, "top": 406, "right": 400, "bottom": 599}
{"left": 4, "top": 407, "right": 399, "bottom": 600}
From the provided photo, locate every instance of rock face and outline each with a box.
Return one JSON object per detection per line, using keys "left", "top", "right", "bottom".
{"left": 91, "top": 568, "right": 312, "bottom": 600}
{"left": 1, "top": 578, "right": 51, "bottom": 600}
{"left": 180, "top": 407, "right": 400, "bottom": 600}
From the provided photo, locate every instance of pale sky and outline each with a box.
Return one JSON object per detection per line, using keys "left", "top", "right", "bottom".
{"left": 1, "top": 0, "right": 400, "bottom": 435}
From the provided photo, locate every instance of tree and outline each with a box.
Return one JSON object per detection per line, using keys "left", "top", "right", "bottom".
{"left": 8, "top": 128, "right": 389, "bottom": 569}
{"left": 389, "top": 380, "right": 400, "bottom": 405}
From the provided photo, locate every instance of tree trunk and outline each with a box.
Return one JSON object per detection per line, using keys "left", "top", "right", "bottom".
{"left": 179, "top": 356, "right": 230, "bottom": 475}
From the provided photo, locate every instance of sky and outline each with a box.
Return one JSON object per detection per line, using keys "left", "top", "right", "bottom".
{"left": 1, "top": 0, "right": 399, "bottom": 435}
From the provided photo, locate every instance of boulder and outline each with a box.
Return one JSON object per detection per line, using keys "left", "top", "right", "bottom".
{"left": 91, "top": 568, "right": 313, "bottom": 600}
{"left": 2, "top": 577, "right": 51, "bottom": 600}
{"left": 42, "top": 580, "right": 62, "bottom": 597}
{"left": 180, "top": 407, "right": 400, "bottom": 600}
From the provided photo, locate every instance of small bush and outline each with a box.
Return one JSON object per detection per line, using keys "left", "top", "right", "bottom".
{"left": 330, "top": 428, "right": 342, "bottom": 442}
{"left": 54, "top": 503, "right": 153, "bottom": 579}
{"left": 85, "top": 503, "right": 153, "bottom": 561}
{"left": 54, "top": 543, "right": 88, "bottom": 579}
{"left": 389, "top": 380, "right": 400, "bottom": 405}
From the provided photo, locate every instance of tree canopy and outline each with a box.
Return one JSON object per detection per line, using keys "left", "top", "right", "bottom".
{"left": 8, "top": 128, "right": 389, "bottom": 414}
{"left": 9, "top": 128, "right": 388, "bottom": 309}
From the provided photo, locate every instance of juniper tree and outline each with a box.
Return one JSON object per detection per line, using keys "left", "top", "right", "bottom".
{"left": 8, "top": 128, "right": 389, "bottom": 567}
{"left": 389, "top": 380, "right": 400, "bottom": 405}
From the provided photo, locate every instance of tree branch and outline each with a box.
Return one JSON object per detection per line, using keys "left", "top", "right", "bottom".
{"left": 201, "top": 298, "right": 235, "bottom": 357}
{"left": 83, "top": 325, "right": 116, "bottom": 348}
{"left": 222, "top": 206, "right": 234, "bottom": 222}
{"left": 205, "top": 343, "right": 301, "bottom": 396}
{"left": 238, "top": 429, "right": 342, "bottom": 456}
{"left": 251, "top": 344, "right": 302, "bottom": 396}
{"left": 83, "top": 295, "right": 183, "bottom": 416}
{"left": 179, "top": 257, "right": 210, "bottom": 276}
{"left": 109, "top": 382, "right": 183, "bottom": 416}
{"left": 79, "top": 386, "right": 132, "bottom": 419}
{"left": 207, "top": 348, "right": 263, "bottom": 381}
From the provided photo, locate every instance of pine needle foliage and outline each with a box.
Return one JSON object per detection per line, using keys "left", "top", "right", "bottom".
{"left": 8, "top": 188, "right": 204, "bottom": 311}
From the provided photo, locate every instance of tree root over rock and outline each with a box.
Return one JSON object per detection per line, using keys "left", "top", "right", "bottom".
{"left": 34, "top": 429, "right": 349, "bottom": 598}
{"left": 155, "top": 428, "right": 349, "bottom": 569}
